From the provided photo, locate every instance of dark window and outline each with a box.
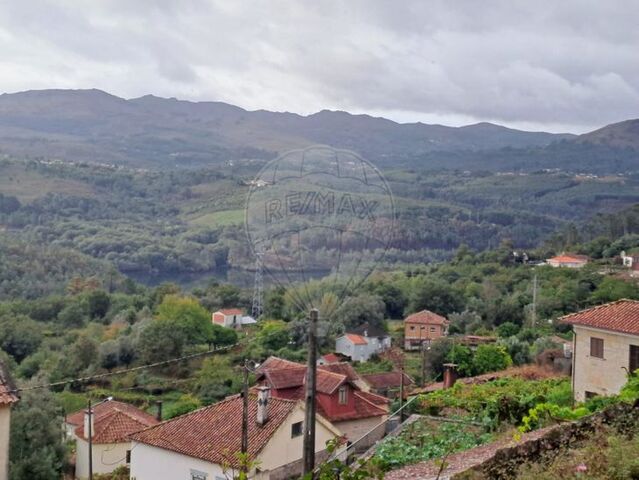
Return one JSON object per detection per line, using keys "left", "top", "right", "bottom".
{"left": 630, "top": 345, "right": 639, "bottom": 373}
{"left": 430, "top": 327, "right": 436, "bottom": 332}
{"left": 585, "top": 391, "right": 598, "bottom": 400}
{"left": 291, "top": 421, "right": 303, "bottom": 438}
{"left": 590, "top": 337, "right": 604, "bottom": 358}
{"left": 125, "top": 450, "right": 131, "bottom": 464}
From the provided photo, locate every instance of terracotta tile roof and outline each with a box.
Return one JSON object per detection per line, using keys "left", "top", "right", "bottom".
{"left": 0, "top": 362, "right": 19, "bottom": 406}
{"left": 255, "top": 356, "right": 300, "bottom": 374}
{"left": 362, "top": 371, "right": 415, "bottom": 389}
{"left": 319, "top": 362, "right": 362, "bottom": 383}
{"left": 76, "top": 408, "right": 159, "bottom": 444}
{"left": 404, "top": 310, "right": 449, "bottom": 325}
{"left": 315, "top": 370, "right": 348, "bottom": 394}
{"left": 320, "top": 353, "right": 342, "bottom": 364}
{"left": 217, "top": 308, "right": 244, "bottom": 315}
{"left": 345, "top": 334, "right": 368, "bottom": 345}
{"left": 130, "top": 395, "right": 298, "bottom": 467}
{"left": 262, "top": 366, "right": 307, "bottom": 390}
{"left": 560, "top": 299, "right": 639, "bottom": 336}
{"left": 66, "top": 400, "right": 158, "bottom": 427}
{"left": 547, "top": 253, "right": 589, "bottom": 264}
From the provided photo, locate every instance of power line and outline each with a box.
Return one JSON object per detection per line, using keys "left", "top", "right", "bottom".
{"left": 9, "top": 343, "right": 240, "bottom": 395}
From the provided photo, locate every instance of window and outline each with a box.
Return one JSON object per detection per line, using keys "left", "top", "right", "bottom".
{"left": 630, "top": 345, "right": 639, "bottom": 373}
{"left": 430, "top": 327, "right": 436, "bottom": 332}
{"left": 190, "top": 470, "right": 207, "bottom": 480}
{"left": 338, "top": 386, "right": 348, "bottom": 404}
{"left": 125, "top": 450, "right": 131, "bottom": 464}
{"left": 410, "top": 326, "right": 415, "bottom": 331}
{"left": 590, "top": 337, "right": 604, "bottom": 358}
{"left": 291, "top": 421, "right": 303, "bottom": 438}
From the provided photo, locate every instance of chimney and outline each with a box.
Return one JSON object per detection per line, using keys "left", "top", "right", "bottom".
{"left": 84, "top": 408, "right": 94, "bottom": 440}
{"left": 256, "top": 386, "right": 270, "bottom": 426}
{"left": 443, "top": 363, "right": 458, "bottom": 389}
{"left": 156, "top": 400, "right": 163, "bottom": 421}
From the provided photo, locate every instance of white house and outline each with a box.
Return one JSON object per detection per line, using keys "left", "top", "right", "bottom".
{"left": 0, "top": 363, "right": 18, "bottom": 480}
{"left": 68, "top": 400, "right": 159, "bottom": 479}
{"left": 335, "top": 324, "right": 391, "bottom": 362}
{"left": 562, "top": 299, "right": 639, "bottom": 402}
{"left": 212, "top": 309, "right": 245, "bottom": 329}
{"left": 129, "top": 388, "right": 342, "bottom": 480}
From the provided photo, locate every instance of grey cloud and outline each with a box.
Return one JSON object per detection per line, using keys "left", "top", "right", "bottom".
{"left": 0, "top": 0, "right": 638, "bottom": 132}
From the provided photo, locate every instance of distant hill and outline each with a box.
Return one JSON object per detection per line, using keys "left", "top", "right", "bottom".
{"left": 0, "top": 89, "right": 573, "bottom": 169}
{"left": 577, "top": 119, "right": 639, "bottom": 150}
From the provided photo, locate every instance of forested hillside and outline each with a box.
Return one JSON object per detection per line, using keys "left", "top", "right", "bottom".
{"left": 2, "top": 158, "right": 639, "bottom": 280}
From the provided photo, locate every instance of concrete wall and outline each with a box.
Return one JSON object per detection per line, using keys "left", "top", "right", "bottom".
{"left": 572, "top": 325, "right": 639, "bottom": 402}
{"left": 75, "top": 439, "right": 130, "bottom": 479}
{"left": 335, "top": 415, "right": 387, "bottom": 452}
{"left": 130, "top": 443, "right": 228, "bottom": 480}
{"left": 0, "top": 406, "right": 10, "bottom": 480}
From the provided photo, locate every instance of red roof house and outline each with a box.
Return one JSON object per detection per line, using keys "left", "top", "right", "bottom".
{"left": 547, "top": 253, "right": 590, "bottom": 268}
{"left": 256, "top": 357, "right": 389, "bottom": 450}
{"left": 404, "top": 310, "right": 450, "bottom": 350}
{"left": 69, "top": 399, "right": 159, "bottom": 478}
{"left": 561, "top": 299, "right": 639, "bottom": 402}
{"left": 129, "top": 390, "right": 341, "bottom": 480}
{"left": 362, "top": 371, "right": 415, "bottom": 398}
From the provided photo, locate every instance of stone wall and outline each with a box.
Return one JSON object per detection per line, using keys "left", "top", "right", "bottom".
{"left": 453, "top": 400, "right": 639, "bottom": 480}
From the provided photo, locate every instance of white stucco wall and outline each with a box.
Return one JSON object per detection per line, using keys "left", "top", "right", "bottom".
{"left": 0, "top": 406, "right": 10, "bottom": 480}
{"left": 130, "top": 443, "right": 228, "bottom": 480}
{"left": 256, "top": 406, "right": 338, "bottom": 472}
{"left": 573, "top": 326, "right": 639, "bottom": 402}
{"left": 75, "top": 439, "right": 130, "bottom": 479}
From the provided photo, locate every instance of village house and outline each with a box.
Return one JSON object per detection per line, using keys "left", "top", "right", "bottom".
{"left": 361, "top": 371, "right": 415, "bottom": 399}
{"left": 620, "top": 251, "right": 639, "bottom": 277}
{"left": 0, "top": 363, "right": 18, "bottom": 480}
{"left": 129, "top": 388, "right": 341, "bottom": 480}
{"left": 335, "top": 323, "right": 391, "bottom": 362}
{"left": 66, "top": 399, "right": 159, "bottom": 479}
{"left": 317, "top": 353, "right": 343, "bottom": 365}
{"left": 561, "top": 299, "right": 639, "bottom": 402}
{"left": 255, "top": 357, "right": 389, "bottom": 450}
{"left": 546, "top": 253, "right": 590, "bottom": 268}
{"left": 403, "top": 310, "right": 450, "bottom": 350}
{"left": 212, "top": 308, "right": 254, "bottom": 329}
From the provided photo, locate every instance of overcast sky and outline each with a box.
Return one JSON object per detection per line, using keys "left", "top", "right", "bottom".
{"left": 0, "top": 1, "right": 638, "bottom": 133}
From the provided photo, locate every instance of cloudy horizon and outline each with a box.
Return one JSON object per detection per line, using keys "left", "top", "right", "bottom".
{"left": 1, "top": 0, "right": 638, "bottom": 133}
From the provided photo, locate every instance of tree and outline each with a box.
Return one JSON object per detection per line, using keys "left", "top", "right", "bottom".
{"left": 84, "top": 289, "right": 111, "bottom": 320}
{"left": 195, "top": 356, "right": 240, "bottom": 404}
{"left": 10, "top": 387, "right": 66, "bottom": 480}
{"left": 409, "top": 278, "right": 462, "bottom": 316}
{"left": 57, "top": 302, "right": 86, "bottom": 328}
{"left": 0, "top": 315, "right": 43, "bottom": 362}
{"left": 255, "top": 320, "right": 290, "bottom": 352}
{"left": 98, "top": 340, "right": 119, "bottom": 370}
{"left": 423, "top": 337, "right": 454, "bottom": 380}
{"left": 335, "top": 293, "right": 385, "bottom": 330}
{"left": 472, "top": 344, "right": 512, "bottom": 375}
{"left": 497, "top": 322, "right": 520, "bottom": 338}
{"left": 499, "top": 336, "right": 531, "bottom": 366}
{"left": 156, "top": 295, "right": 212, "bottom": 345}
{"left": 445, "top": 344, "right": 474, "bottom": 377}
{"left": 138, "top": 320, "right": 187, "bottom": 363}
{"left": 208, "top": 324, "right": 238, "bottom": 349}
{"left": 590, "top": 277, "right": 639, "bottom": 304}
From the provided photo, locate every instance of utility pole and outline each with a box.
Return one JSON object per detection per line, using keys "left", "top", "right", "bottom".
{"left": 420, "top": 341, "right": 427, "bottom": 387}
{"left": 87, "top": 399, "right": 93, "bottom": 480}
{"left": 532, "top": 272, "right": 538, "bottom": 329}
{"left": 303, "top": 309, "right": 318, "bottom": 476}
{"left": 241, "top": 359, "right": 249, "bottom": 457}
{"left": 399, "top": 362, "right": 405, "bottom": 422}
